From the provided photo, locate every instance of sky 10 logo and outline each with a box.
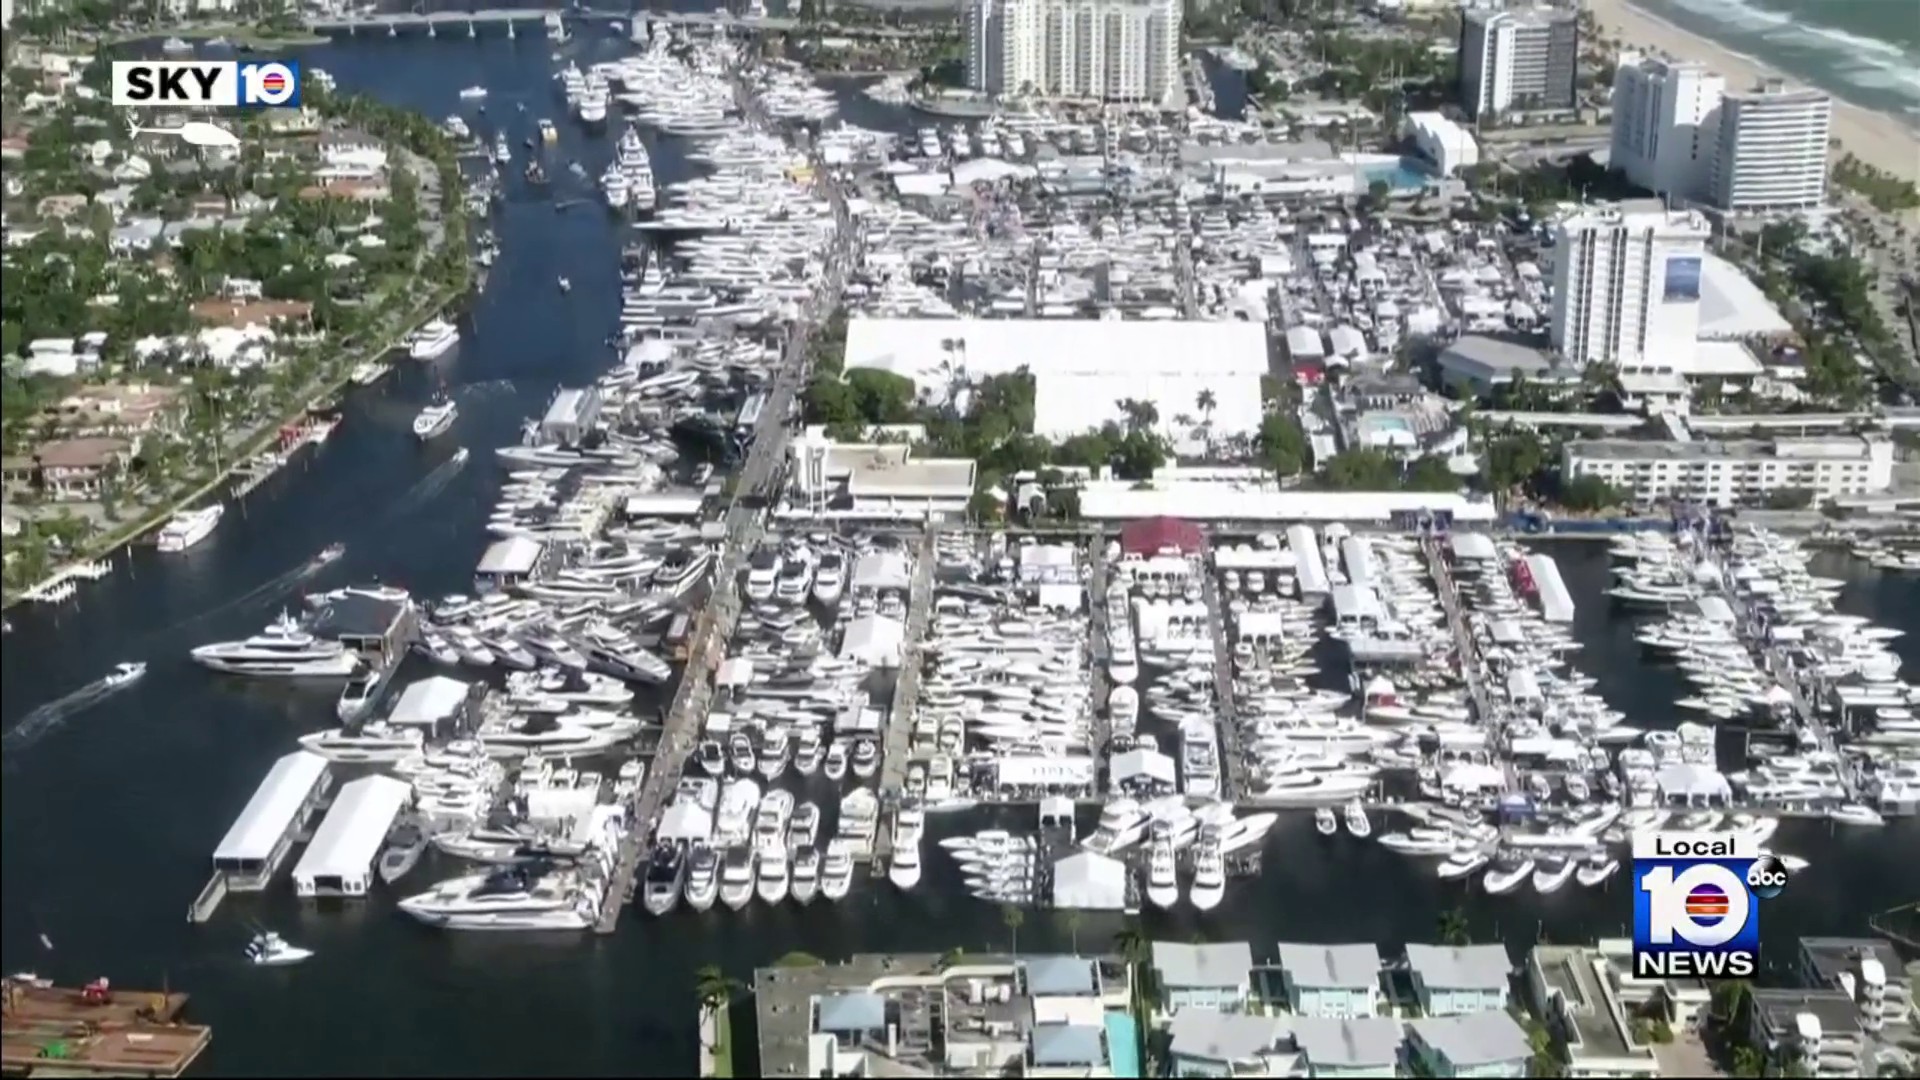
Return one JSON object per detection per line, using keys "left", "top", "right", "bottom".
{"left": 1633, "top": 831, "right": 1788, "bottom": 979}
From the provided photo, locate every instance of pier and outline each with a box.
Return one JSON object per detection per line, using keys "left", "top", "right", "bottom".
{"left": 1086, "top": 531, "right": 1112, "bottom": 752}
{"left": 1, "top": 978, "right": 210, "bottom": 1078}
{"left": 1423, "top": 537, "right": 1513, "bottom": 791}
{"left": 1197, "top": 550, "right": 1240, "bottom": 801}
{"left": 595, "top": 107, "right": 855, "bottom": 931}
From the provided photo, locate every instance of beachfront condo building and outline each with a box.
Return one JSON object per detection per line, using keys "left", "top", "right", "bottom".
{"left": 1457, "top": 4, "right": 1579, "bottom": 121}
{"left": 965, "top": 0, "right": 1181, "bottom": 106}
{"left": 1709, "top": 80, "right": 1832, "bottom": 213}
{"left": 1548, "top": 199, "right": 1711, "bottom": 369}
{"left": 1610, "top": 54, "right": 1726, "bottom": 204}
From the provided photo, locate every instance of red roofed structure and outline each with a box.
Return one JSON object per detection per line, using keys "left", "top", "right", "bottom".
{"left": 1119, "top": 516, "right": 1205, "bottom": 557}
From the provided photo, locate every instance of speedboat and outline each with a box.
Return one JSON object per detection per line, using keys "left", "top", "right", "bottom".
{"left": 1532, "top": 855, "right": 1577, "bottom": 894}
{"left": 1830, "top": 804, "right": 1886, "bottom": 827}
{"left": 1483, "top": 855, "right": 1536, "bottom": 895}
{"left": 1314, "top": 806, "right": 1338, "bottom": 836}
{"left": 102, "top": 661, "right": 146, "bottom": 689}
{"left": 245, "top": 931, "right": 312, "bottom": 966}
{"left": 1575, "top": 851, "right": 1619, "bottom": 888}
{"left": 755, "top": 846, "right": 790, "bottom": 905}
{"left": 1188, "top": 829, "right": 1225, "bottom": 912}
{"left": 812, "top": 552, "right": 846, "bottom": 605}
{"left": 820, "top": 840, "right": 853, "bottom": 901}
{"left": 642, "top": 843, "right": 686, "bottom": 916}
{"left": 1144, "top": 823, "right": 1179, "bottom": 909}
{"left": 888, "top": 836, "right": 922, "bottom": 891}
{"left": 1343, "top": 799, "right": 1371, "bottom": 839}
{"left": 718, "top": 848, "right": 755, "bottom": 911}
{"left": 791, "top": 846, "right": 820, "bottom": 904}
{"left": 823, "top": 741, "right": 849, "bottom": 781}
{"left": 683, "top": 845, "right": 719, "bottom": 912}
{"left": 1437, "top": 851, "right": 1490, "bottom": 880}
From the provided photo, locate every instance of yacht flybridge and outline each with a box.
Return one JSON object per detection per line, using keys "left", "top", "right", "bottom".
{"left": 407, "top": 319, "right": 459, "bottom": 360}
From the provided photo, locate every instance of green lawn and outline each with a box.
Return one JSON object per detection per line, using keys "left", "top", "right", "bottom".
{"left": 712, "top": 1007, "right": 734, "bottom": 1079}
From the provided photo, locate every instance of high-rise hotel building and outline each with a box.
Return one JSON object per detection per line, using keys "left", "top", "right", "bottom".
{"left": 965, "top": 0, "right": 1181, "bottom": 106}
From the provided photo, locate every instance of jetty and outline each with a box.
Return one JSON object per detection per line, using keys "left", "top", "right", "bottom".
{"left": 595, "top": 134, "right": 854, "bottom": 933}
{"left": 1424, "top": 537, "right": 1514, "bottom": 791}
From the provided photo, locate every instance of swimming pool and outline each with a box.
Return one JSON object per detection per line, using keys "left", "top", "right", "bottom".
{"left": 1363, "top": 158, "right": 1439, "bottom": 192}
{"left": 1104, "top": 1012, "right": 1143, "bottom": 1078}
{"left": 1359, "top": 413, "right": 1415, "bottom": 438}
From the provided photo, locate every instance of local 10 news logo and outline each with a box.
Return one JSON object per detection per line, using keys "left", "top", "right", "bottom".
{"left": 1633, "top": 831, "right": 1789, "bottom": 979}
{"left": 111, "top": 61, "right": 302, "bottom": 109}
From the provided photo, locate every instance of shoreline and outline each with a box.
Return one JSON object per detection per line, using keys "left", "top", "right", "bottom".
{"left": 1589, "top": 0, "right": 1920, "bottom": 186}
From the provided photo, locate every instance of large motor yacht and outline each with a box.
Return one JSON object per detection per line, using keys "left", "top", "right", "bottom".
{"left": 398, "top": 863, "right": 601, "bottom": 931}
{"left": 157, "top": 504, "right": 225, "bottom": 552}
{"left": 191, "top": 611, "right": 362, "bottom": 677}
{"left": 408, "top": 319, "right": 460, "bottom": 360}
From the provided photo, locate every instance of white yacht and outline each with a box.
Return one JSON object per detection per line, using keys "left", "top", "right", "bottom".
{"left": 820, "top": 840, "right": 854, "bottom": 901}
{"left": 756, "top": 845, "right": 790, "bottom": 905}
{"left": 683, "top": 845, "right": 719, "bottom": 911}
{"left": 1314, "top": 806, "right": 1338, "bottom": 837}
{"left": 1343, "top": 799, "right": 1372, "bottom": 839}
{"left": 791, "top": 846, "right": 821, "bottom": 904}
{"left": 718, "top": 847, "right": 755, "bottom": 910}
{"left": 812, "top": 552, "right": 846, "bottom": 605}
{"left": 887, "top": 838, "right": 921, "bottom": 891}
{"left": 1532, "top": 855, "right": 1578, "bottom": 894}
{"left": 157, "top": 505, "right": 224, "bottom": 552}
{"left": 413, "top": 396, "right": 457, "bottom": 440}
{"left": 603, "top": 166, "right": 630, "bottom": 209}
{"left": 408, "top": 319, "right": 460, "bottom": 360}
{"left": 1144, "top": 822, "right": 1179, "bottom": 909}
{"left": 398, "top": 864, "right": 600, "bottom": 931}
{"left": 297, "top": 723, "right": 422, "bottom": 763}
{"left": 1189, "top": 829, "right": 1225, "bottom": 912}
{"left": 1575, "top": 851, "right": 1619, "bottom": 888}
{"left": 192, "top": 611, "right": 361, "bottom": 677}
{"left": 1483, "top": 855, "right": 1535, "bottom": 895}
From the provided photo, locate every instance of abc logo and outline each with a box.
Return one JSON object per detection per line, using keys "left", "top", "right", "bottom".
{"left": 241, "top": 62, "right": 298, "bottom": 107}
{"left": 1746, "top": 854, "right": 1790, "bottom": 900}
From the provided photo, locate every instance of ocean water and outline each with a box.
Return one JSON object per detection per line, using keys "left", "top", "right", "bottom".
{"left": 1629, "top": 0, "right": 1920, "bottom": 126}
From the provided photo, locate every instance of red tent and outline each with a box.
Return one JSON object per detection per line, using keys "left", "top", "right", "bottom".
{"left": 1119, "top": 516, "right": 1205, "bottom": 556}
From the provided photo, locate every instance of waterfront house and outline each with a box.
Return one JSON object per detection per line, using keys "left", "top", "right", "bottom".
{"left": 318, "top": 128, "right": 388, "bottom": 179}
{"left": 1151, "top": 941, "right": 1254, "bottom": 1015}
{"left": 1166, "top": 1011, "right": 1292, "bottom": 1077}
{"left": 1273, "top": 942, "right": 1383, "bottom": 1018}
{"left": 1405, "top": 1013, "right": 1532, "bottom": 1077}
{"left": 1405, "top": 944, "right": 1514, "bottom": 1017}
{"left": 47, "top": 384, "right": 181, "bottom": 438}
{"left": 1291, "top": 1015, "right": 1403, "bottom": 1077}
{"left": 189, "top": 298, "right": 314, "bottom": 332}
{"left": 29, "top": 436, "right": 135, "bottom": 500}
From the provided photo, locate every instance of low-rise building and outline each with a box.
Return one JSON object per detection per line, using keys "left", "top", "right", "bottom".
{"left": 1405, "top": 944, "right": 1515, "bottom": 1017}
{"left": 1405, "top": 1012, "right": 1533, "bottom": 1077}
{"left": 13, "top": 436, "right": 137, "bottom": 500}
{"left": 1272, "top": 942, "right": 1382, "bottom": 1018}
{"left": 1797, "top": 937, "right": 1913, "bottom": 1037}
{"left": 1563, "top": 435, "right": 1895, "bottom": 506}
{"left": 1406, "top": 111, "right": 1480, "bottom": 176}
{"left": 1151, "top": 940, "right": 1255, "bottom": 1014}
{"left": 1749, "top": 988, "right": 1864, "bottom": 1078}
{"left": 1526, "top": 944, "right": 1663, "bottom": 1078}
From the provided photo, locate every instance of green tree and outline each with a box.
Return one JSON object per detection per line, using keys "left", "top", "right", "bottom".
{"left": 1001, "top": 903, "right": 1025, "bottom": 958}
{"left": 1258, "top": 412, "right": 1306, "bottom": 477}
{"left": 1560, "top": 474, "right": 1623, "bottom": 512}
{"left": 1437, "top": 907, "right": 1470, "bottom": 947}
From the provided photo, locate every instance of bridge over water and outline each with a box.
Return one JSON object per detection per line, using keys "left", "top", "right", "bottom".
{"left": 303, "top": 8, "right": 936, "bottom": 39}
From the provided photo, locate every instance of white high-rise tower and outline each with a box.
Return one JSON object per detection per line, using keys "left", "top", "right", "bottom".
{"left": 1549, "top": 200, "right": 1711, "bottom": 369}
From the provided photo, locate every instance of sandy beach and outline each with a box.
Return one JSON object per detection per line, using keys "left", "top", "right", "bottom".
{"left": 1589, "top": 0, "right": 1920, "bottom": 186}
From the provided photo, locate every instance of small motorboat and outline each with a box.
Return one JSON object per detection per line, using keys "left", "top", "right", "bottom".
{"left": 1314, "top": 806, "right": 1337, "bottom": 837}
{"left": 1532, "top": 855, "right": 1577, "bottom": 894}
{"left": 1575, "top": 852, "right": 1619, "bottom": 888}
{"left": 557, "top": 276, "right": 572, "bottom": 293}
{"left": 102, "top": 661, "right": 146, "bottom": 689}
{"left": 378, "top": 823, "right": 428, "bottom": 884}
{"left": 245, "top": 931, "right": 313, "bottom": 967}
{"left": 1342, "top": 799, "right": 1371, "bottom": 839}
{"left": 314, "top": 542, "right": 347, "bottom": 566}
{"left": 1830, "top": 804, "right": 1886, "bottom": 827}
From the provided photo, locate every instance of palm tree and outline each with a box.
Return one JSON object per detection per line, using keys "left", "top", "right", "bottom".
{"left": 1524, "top": 1018, "right": 1563, "bottom": 1077}
{"left": 695, "top": 964, "right": 742, "bottom": 1014}
{"left": 1195, "top": 389, "right": 1217, "bottom": 420}
{"left": 1710, "top": 979, "right": 1751, "bottom": 1029}
{"left": 1002, "top": 903, "right": 1025, "bottom": 958}
{"left": 1062, "top": 909, "right": 1082, "bottom": 955}
{"left": 1437, "top": 906, "right": 1471, "bottom": 947}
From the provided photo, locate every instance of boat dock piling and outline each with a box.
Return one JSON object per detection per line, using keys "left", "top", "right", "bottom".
{"left": 1197, "top": 554, "right": 1241, "bottom": 801}
{"left": 1423, "top": 538, "right": 1514, "bottom": 791}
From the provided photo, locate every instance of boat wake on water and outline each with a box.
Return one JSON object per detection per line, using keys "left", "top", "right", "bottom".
{"left": 382, "top": 448, "right": 472, "bottom": 519}
{"left": 2, "top": 663, "right": 145, "bottom": 758}
{"left": 137, "top": 542, "right": 348, "bottom": 645}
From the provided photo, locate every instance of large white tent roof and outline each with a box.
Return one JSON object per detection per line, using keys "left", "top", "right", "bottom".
{"left": 842, "top": 317, "right": 1269, "bottom": 449}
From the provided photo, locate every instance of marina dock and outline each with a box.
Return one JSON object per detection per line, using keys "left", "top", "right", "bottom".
{"left": 1424, "top": 537, "right": 1514, "bottom": 792}
{"left": 1197, "top": 553, "right": 1241, "bottom": 801}
{"left": 596, "top": 121, "right": 855, "bottom": 931}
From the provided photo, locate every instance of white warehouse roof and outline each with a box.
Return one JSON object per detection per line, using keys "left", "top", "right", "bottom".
{"left": 1697, "top": 255, "right": 1792, "bottom": 339}
{"left": 292, "top": 775, "right": 410, "bottom": 890}
{"left": 214, "top": 751, "right": 331, "bottom": 866}
{"left": 842, "top": 317, "right": 1269, "bottom": 447}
